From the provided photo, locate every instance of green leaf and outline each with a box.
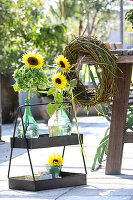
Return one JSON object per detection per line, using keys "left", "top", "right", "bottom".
{"left": 47, "top": 103, "right": 58, "bottom": 117}
{"left": 13, "top": 83, "right": 18, "bottom": 92}
{"left": 86, "top": 106, "right": 89, "bottom": 116}
{"left": 13, "top": 83, "right": 21, "bottom": 93}
{"left": 38, "top": 91, "right": 47, "bottom": 94}
{"left": 47, "top": 88, "right": 56, "bottom": 96}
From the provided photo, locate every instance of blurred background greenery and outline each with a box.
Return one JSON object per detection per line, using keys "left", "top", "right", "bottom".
{"left": 0, "top": 0, "right": 132, "bottom": 74}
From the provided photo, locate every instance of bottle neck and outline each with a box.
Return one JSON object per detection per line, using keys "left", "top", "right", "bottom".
{"left": 24, "top": 99, "right": 31, "bottom": 114}
{"left": 25, "top": 99, "right": 30, "bottom": 105}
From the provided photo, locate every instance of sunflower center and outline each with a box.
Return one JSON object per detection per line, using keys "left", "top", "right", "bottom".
{"left": 28, "top": 57, "right": 38, "bottom": 65}
{"left": 60, "top": 61, "right": 65, "bottom": 68}
{"left": 56, "top": 78, "right": 61, "bottom": 84}
{"left": 53, "top": 159, "right": 59, "bottom": 164}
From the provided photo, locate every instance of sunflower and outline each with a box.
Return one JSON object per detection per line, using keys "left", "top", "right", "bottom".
{"left": 48, "top": 154, "right": 63, "bottom": 166}
{"left": 56, "top": 55, "right": 70, "bottom": 73}
{"left": 22, "top": 52, "right": 43, "bottom": 69}
{"left": 53, "top": 73, "right": 67, "bottom": 89}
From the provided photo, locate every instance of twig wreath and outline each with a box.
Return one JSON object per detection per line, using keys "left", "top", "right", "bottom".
{"left": 63, "top": 36, "right": 117, "bottom": 108}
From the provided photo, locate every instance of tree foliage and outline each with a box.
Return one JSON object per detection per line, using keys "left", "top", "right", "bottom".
{"left": 0, "top": 0, "right": 66, "bottom": 74}
{"left": 50, "top": 0, "right": 117, "bottom": 41}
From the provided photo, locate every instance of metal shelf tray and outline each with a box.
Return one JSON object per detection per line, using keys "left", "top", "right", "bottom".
{"left": 10, "top": 134, "right": 83, "bottom": 149}
{"left": 9, "top": 171, "right": 86, "bottom": 191}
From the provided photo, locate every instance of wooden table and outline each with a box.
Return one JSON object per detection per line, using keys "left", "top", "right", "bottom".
{"left": 106, "top": 49, "right": 133, "bottom": 175}
{"left": 79, "top": 49, "right": 133, "bottom": 175}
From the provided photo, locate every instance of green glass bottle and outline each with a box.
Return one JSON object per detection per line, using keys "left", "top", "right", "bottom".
{"left": 17, "top": 99, "right": 39, "bottom": 138}
{"left": 48, "top": 109, "right": 72, "bottom": 137}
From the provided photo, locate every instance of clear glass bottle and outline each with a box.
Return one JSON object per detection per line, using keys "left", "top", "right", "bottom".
{"left": 48, "top": 109, "right": 72, "bottom": 137}
{"left": 17, "top": 99, "right": 39, "bottom": 138}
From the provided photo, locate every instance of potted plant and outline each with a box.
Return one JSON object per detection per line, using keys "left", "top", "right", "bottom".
{"left": 46, "top": 154, "right": 63, "bottom": 179}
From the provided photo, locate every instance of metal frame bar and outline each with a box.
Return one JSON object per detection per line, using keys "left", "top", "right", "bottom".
{"left": 80, "top": 141, "right": 87, "bottom": 174}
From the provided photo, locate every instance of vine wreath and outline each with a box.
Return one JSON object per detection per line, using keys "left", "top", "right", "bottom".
{"left": 63, "top": 36, "right": 117, "bottom": 108}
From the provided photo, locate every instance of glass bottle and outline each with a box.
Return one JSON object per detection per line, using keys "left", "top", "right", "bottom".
{"left": 48, "top": 109, "right": 72, "bottom": 137}
{"left": 17, "top": 99, "right": 39, "bottom": 138}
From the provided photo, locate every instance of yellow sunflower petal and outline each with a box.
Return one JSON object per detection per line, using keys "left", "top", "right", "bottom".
{"left": 55, "top": 55, "right": 70, "bottom": 73}
{"left": 48, "top": 154, "right": 63, "bottom": 166}
{"left": 22, "top": 51, "right": 43, "bottom": 69}
{"left": 53, "top": 73, "right": 67, "bottom": 89}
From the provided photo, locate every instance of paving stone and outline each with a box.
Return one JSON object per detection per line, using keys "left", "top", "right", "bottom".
{"left": 0, "top": 186, "right": 71, "bottom": 200}
{"left": 57, "top": 196, "right": 132, "bottom": 200}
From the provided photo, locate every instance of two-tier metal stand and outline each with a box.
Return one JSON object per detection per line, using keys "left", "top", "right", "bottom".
{"left": 8, "top": 102, "right": 87, "bottom": 191}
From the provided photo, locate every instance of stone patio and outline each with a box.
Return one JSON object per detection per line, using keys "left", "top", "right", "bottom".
{"left": 0, "top": 116, "right": 133, "bottom": 200}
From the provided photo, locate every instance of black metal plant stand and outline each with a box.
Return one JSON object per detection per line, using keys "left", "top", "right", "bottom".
{"left": 8, "top": 102, "right": 87, "bottom": 191}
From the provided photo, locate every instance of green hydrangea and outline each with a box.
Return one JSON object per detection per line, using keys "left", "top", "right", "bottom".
{"left": 13, "top": 66, "right": 48, "bottom": 92}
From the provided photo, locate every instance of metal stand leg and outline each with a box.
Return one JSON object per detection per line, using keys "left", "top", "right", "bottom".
{"left": 60, "top": 146, "right": 65, "bottom": 172}
{"left": 61, "top": 141, "right": 87, "bottom": 175}
{"left": 80, "top": 142, "right": 87, "bottom": 174}
{"left": 62, "top": 146, "right": 65, "bottom": 159}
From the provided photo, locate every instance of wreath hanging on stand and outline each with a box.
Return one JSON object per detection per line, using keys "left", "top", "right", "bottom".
{"left": 63, "top": 36, "right": 117, "bottom": 108}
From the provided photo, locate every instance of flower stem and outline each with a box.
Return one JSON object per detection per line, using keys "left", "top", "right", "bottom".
{"left": 24, "top": 90, "right": 30, "bottom": 137}
{"left": 27, "top": 90, "right": 30, "bottom": 101}
{"left": 70, "top": 88, "right": 87, "bottom": 165}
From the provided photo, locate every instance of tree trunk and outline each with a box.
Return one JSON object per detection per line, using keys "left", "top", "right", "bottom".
{"left": 90, "top": 13, "right": 97, "bottom": 35}
{"left": 59, "top": 0, "right": 63, "bottom": 21}
{"left": 79, "top": 19, "right": 83, "bottom": 36}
